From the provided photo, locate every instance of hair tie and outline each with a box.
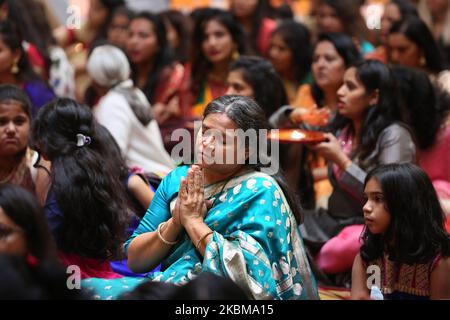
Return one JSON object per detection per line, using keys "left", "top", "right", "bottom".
{"left": 76, "top": 133, "right": 91, "bottom": 147}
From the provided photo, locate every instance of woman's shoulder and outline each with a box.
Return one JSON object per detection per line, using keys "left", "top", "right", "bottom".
{"left": 237, "top": 171, "right": 285, "bottom": 197}
{"left": 379, "top": 122, "right": 414, "bottom": 140}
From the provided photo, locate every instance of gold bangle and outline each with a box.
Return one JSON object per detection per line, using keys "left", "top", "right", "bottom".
{"left": 196, "top": 231, "right": 214, "bottom": 250}
{"left": 157, "top": 222, "right": 179, "bottom": 245}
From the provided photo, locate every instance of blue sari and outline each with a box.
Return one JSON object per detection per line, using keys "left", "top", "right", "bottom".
{"left": 82, "top": 165, "right": 318, "bottom": 300}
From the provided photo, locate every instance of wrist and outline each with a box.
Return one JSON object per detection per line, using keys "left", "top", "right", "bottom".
{"left": 182, "top": 216, "right": 205, "bottom": 230}
{"left": 167, "top": 217, "right": 183, "bottom": 233}
{"left": 339, "top": 155, "right": 352, "bottom": 170}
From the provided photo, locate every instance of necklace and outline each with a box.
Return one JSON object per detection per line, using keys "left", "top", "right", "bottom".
{"left": 204, "top": 167, "right": 250, "bottom": 207}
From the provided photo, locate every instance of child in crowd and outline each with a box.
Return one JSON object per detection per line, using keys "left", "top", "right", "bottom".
{"left": 352, "top": 163, "right": 450, "bottom": 300}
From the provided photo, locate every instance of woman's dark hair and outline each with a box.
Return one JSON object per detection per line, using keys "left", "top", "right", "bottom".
{"left": 317, "top": 0, "right": 368, "bottom": 40}
{"left": 390, "top": 0, "right": 419, "bottom": 18}
{"left": 111, "top": 5, "right": 135, "bottom": 21}
{"left": 190, "top": 10, "right": 247, "bottom": 98}
{"left": 268, "top": 3, "right": 294, "bottom": 20}
{"left": 0, "top": 84, "right": 32, "bottom": 119}
{"left": 91, "top": 0, "right": 126, "bottom": 43}
{"left": 0, "top": 20, "right": 41, "bottom": 83}
{"left": 129, "top": 12, "right": 174, "bottom": 104}
{"left": 230, "top": 0, "right": 271, "bottom": 55}
{"left": 271, "top": 20, "right": 312, "bottom": 85}
{"left": 229, "top": 56, "right": 288, "bottom": 118}
{"left": 391, "top": 66, "right": 450, "bottom": 149}
{"left": 389, "top": 16, "right": 446, "bottom": 73}
{"left": 30, "top": 98, "right": 128, "bottom": 260}
{"left": 360, "top": 163, "right": 450, "bottom": 264}
{"left": 159, "top": 10, "right": 192, "bottom": 64}
{"left": 203, "top": 95, "right": 303, "bottom": 224}
{"left": 311, "top": 33, "right": 362, "bottom": 107}
{"left": 331, "top": 60, "right": 399, "bottom": 163}
{"left": 0, "top": 254, "right": 90, "bottom": 299}
{"left": 1, "top": 0, "right": 57, "bottom": 71}
{"left": 0, "top": 184, "right": 56, "bottom": 262}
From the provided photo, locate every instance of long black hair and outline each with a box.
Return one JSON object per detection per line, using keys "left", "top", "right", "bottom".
{"left": 270, "top": 20, "right": 312, "bottom": 85}
{"left": 360, "top": 163, "right": 450, "bottom": 264}
{"left": 331, "top": 60, "right": 399, "bottom": 163}
{"left": 159, "top": 10, "right": 192, "bottom": 64}
{"left": 0, "top": 254, "right": 89, "bottom": 299}
{"left": 389, "top": 16, "right": 446, "bottom": 73}
{"left": 91, "top": 0, "right": 126, "bottom": 44}
{"left": 30, "top": 98, "right": 128, "bottom": 260}
{"left": 0, "top": 0, "right": 56, "bottom": 72}
{"left": 229, "top": 56, "right": 288, "bottom": 118}
{"left": 391, "top": 66, "right": 450, "bottom": 149}
{"left": 311, "top": 33, "right": 362, "bottom": 108}
{"left": 203, "top": 95, "right": 303, "bottom": 224}
{"left": 0, "top": 184, "right": 56, "bottom": 262}
{"left": 390, "top": 0, "right": 418, "bottom": 18}
{"left": 129, "top": 12, "right": 174, "bottom": 104}
{"left": 230, "top": 0, "right": 271, "bottom": 55}
{"left": 190, "top": 9, "right": 247, "bottom": 99}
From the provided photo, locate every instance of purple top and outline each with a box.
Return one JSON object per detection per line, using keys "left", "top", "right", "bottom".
{"left": 23, "top": 81, "right": 56, "bottom": 117}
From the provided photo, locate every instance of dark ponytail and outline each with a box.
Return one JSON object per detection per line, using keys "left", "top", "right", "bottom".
{"left": 31, "top": 98, "right": 128, "bottom": 260}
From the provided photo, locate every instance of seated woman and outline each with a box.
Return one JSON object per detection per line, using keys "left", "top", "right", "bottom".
{"left": 0, "top": 21, "right": 55, "bottom": 116}
{"left": 81, "top": 95, "right": 319, "bottom": 300}
{"left": 86, "top": 44, "right": 174, "bottom": 176}
{"left": 352, "top": 163, "right": 450, "bottom": 300}
{"left": 270, "top": 32, "right": 362, "bottom": 209}
{"left": 392, "top": 66, "right": 450, "bottom": 219}
{"left": 315, "top": 0, "right": 375, "bottom": 55}
{"left": 31, "top": 98, "right": 130, "bottom": 279}
{"left": 229, "top": 0, "right": 277, "bottom": 57}
{"left": 366, "top": 0, "right": 418, "bottom": 63}
{"left": 226, "top": 56, "right": 288, "bottom": 119}
{"left": 0, "top": 84, "right": 49, "bottom": 204}
{"left": 225, "top": 56, "right": 315, "bottom": 209}
{"left": 179, "top": 9, "right": 247, "bottom": 119}
{"left": 126, "top": 12, "right": 187, "bottom": 153}
{"left": 0, "top": 183, "right": 56, "bottom": 262}
{"left": 301, "top": 60, "right": 416, "bottom": 284}
{"left": 0, "top": 184, "right": 87, "bottom": 299}
{"left": 268, "top": 20, "right": 313, "bottom": 105}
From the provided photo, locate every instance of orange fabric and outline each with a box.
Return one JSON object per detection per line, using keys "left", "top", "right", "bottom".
{"left": 292, "top": 84, "right": 316, "bottom": 109}
{"left": 365, "top": 46, "right": 388, "bottom": 63}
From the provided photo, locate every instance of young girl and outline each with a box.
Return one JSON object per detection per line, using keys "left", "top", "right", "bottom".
{"left": 0, "top": 84, "right": 50, "bottom": 203}
{"left": 352, "top": 163, "right": 450, "bottom": 300}
{"left": 301, "top": 60, "right": 416, "bottom": 285}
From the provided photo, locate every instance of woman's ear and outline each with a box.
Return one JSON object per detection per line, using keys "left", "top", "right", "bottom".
{"left": 369, "top": 89, "right": 379, "bottom": 106}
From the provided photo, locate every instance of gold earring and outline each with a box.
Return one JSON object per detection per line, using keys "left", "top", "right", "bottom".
{"left": 232, "top": 49, "right": 240, "bottom": 61}
{"left": 420, "top": 55, "right": 426, "bottom": 67}
{"left": 11, "top": 59, "right": 19, "bottom": 74}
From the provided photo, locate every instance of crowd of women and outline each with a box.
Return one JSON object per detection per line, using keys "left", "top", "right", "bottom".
{"left": 0, "top": 0, "right": 449, "bottom": 300}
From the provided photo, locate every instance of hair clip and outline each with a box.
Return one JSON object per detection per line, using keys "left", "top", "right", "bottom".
{"left": 76, "top": 133, "right": 92, "bottom": 147}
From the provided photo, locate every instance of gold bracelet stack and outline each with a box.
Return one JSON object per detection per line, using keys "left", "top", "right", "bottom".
{"left": 157, "top": 222, "right": 179, "bottom": 245}
{"left": 196, "top": 231, "right": 214, "bottom": 250}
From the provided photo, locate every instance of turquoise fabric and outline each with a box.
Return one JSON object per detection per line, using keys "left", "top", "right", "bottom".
{"left": 82, "top": 165, "right": 318, "bottom": 300}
